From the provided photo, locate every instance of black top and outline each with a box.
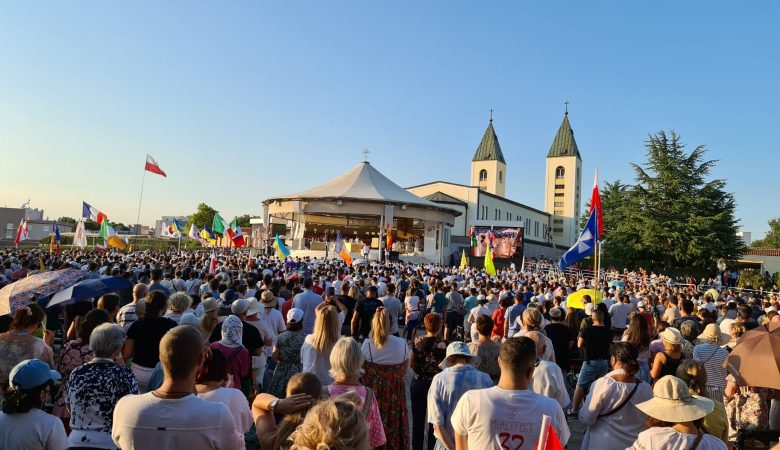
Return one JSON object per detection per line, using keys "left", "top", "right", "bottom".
{"left": 658, "top": 351, "right": 683, "bottom": 379}
{"left": 208, "top": 319, "right": 263, "bottom": 355}
{"left": 354, "top": 297, "right": 381, "bottom": 338}
{"left": 0, "top": 315, "right": 11, "bottom": 334}
{"left": 580, "top": 325, "right": 613, "bottom": 361}
{"left": 126, "top": 317, "right": 178, "bottom": 368}
{"left": 412, "top": 336, "right": 447, "bottom": 381}
{"left": 545, "top": 322, "right": 574, "bottom": 369}
{"left": 338, "top": 295, "right": 357, "bottom": 335}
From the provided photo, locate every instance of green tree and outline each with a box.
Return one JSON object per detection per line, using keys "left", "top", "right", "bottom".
{"left": 236, "top": 214, "right": 253, "bottom": 227}
{"left": 189, "top": 203, "right": 218, "bottom": 229}
{"left": 57, "top": 216, "right": 77, "bottom": 226}
{"left": 752, "top": 218, "right": 780, "bottom": 248}
{"left": 84, "top": 219, "right": 101, "bottom": 231}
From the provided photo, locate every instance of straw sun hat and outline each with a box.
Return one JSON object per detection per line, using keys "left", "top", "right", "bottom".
{"left": 697, "top": 323, "right": 730, "bottom": 346}
{"left": 636, "top": 375, "right": 714, "bottom": 423}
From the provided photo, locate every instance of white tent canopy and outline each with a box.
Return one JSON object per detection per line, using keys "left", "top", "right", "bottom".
{"left": 265, "top": 161, "right": 457, "bottom": 213}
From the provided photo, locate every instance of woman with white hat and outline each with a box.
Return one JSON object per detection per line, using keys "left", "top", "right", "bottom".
{"left": 629, "top": 375, "right": 726, "bottom": 449}
{"left": 650, "top": 327, "right": 685, "bottom": 383}
{"left": 692, "top": 323, "right": 730, "bottom": 403}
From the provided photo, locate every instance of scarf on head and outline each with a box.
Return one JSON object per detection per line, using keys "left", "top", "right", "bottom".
{"left": 220, "top": 315, "right": 243, "bottom": 347}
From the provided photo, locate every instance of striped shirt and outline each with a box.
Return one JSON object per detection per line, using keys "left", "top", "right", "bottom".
{"left": 693, "top": 342, "right": 729, "bottom": 400}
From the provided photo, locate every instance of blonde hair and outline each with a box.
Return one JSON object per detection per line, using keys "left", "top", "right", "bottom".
{"left": 200, "top": 312, "right": 219, "bottom": 338}
{"left": 349, "top": 285, "right": 360, "bottom": 300}
{"left": 522, "top": 308, "right": 543, "bottom": 331}
{"left": 169, "top": 292, "right": 193, "bottom": 314}
{"left": 370, "top": 307, "right": 391, "bottom": 349}
{"left": 329, "top": 336, "right": 365, "bottom": 380}
{"left": 662, "top": 339, "right": 682, "bottom": 353}
{"left": 312, "top": 305, "right": 340, "bottom": 354}
{"left": 289, "top": 398, "right": 370, "bottom": 450}
{"left": 274, "top": 372, "right": 323, "bottom": 450}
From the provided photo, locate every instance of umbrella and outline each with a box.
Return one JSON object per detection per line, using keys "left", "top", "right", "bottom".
{"left": 46, "top": 277, "right": 133, "bottom": 309}
{"left": 352, "top": 259, "right": 367, "bottom": 266}
{"left": 705, "top": 288, "right": 720, "bottom": 301}
{"left": 609, "top": 280, "right": 626, "bottom": 288}
{"left": 724, "top": 323, "right": 780, "bottom": 390}
{"left": 565, "top": 288, "right": 603, "bottom": 310}
{"left": 0, "top": 269, "right": 84, "bottom": 316}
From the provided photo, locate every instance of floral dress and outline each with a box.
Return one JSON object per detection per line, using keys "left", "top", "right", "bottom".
{"left": 363, "top": 343, "right": 410, "bottom": 450}
{"left": 469, "top": 340, "right": 501, "bottom": 384}
{"left": 268, "top": 330, "right": 305, "bottom": 398}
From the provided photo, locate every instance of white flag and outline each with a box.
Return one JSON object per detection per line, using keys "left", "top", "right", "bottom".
{"left": 74, "top": 218, "right": 87, "bottom": 248}
{"left": 188, "top": 224, "right": 200, "bottom": 239}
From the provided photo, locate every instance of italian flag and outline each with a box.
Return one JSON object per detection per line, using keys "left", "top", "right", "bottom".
{"left": 145, "top": 154, "right": 167, "bottom": 177}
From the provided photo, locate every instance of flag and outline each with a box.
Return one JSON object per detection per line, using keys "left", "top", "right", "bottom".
{"left": 82, "top": 202, "right": 107, "bottom": 225}
{"left": 334, "top": 233, "right": 353, "bottom": 266}
{"left": 53, "top": 223, "right": 61, "bottom": 254}
{"left": 200, "top": 227, "right": 217, "bottom": 246}
{"left": 13, "top": 218, "right": 28, "bottom": 245}
{"left": 172, "top": 218, "right": 183, "bottom": 234}
{"left": 209, "top": 251, "right": 217, "bottom": 274}
{"left": 160, "top": 221, "right": 171, "bottom": 237}
{"left": 273, "top": 235, "right": 290, "bottom": 259}
{"left": 533, "top": 416, "right": 564, "bottom": 450}
{"left": 212, "top": 213, "right": 228, "bottom": 235}
{"left": 99, "top": 219, "right": 127, "bottom": 250}
{"left": 459, "top": 250, "right": 468, "bottom": 269}
{"left": 189, "top": 224, "right": 200, "bottom": 239}
{"left": 590, "top": 169, "right": 603, "bottom": 239}
{"left": 484, "top": 245, "right": 497, "bottom": 276}
{"left": 38, "top": 255, "right": 46, "bottom": 273}
{"left": 468, "top": 226, "right": 477, "bottom": 248}
{"left": 95, "top": 242, "right": 108, "bottom": 252}
{"left": 558, "top": 208, "right": 598, "bottom": 270}
{"left": 230, "top": 218, "right": 245, "bottom": 247}
{"left": 144, "top": 154, "right": 167, "bottom": 177}
{"left": 73, "top": 218, "right": 87, "bottom": 248}
{"left": 385, "top": 223, "right": 393, "bottom": 251}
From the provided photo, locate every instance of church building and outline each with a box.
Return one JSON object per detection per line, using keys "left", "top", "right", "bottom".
{"left": 406, "top": 111, "right": 583, "bottom": 260}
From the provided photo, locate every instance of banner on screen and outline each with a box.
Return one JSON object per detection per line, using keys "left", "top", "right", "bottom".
{"left": 471, "top": 226, "right": 524, "bottom": 259}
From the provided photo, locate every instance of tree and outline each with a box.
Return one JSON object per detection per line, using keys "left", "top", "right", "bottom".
{"left": 83, "top": 219, "right": 101, "bottom": 231}
{"left": 752, "top": 218, "right": 780, "bottom": 248}
{"left": 236, "top": 215, "right": 253, "bottom": 227}
{"left": 57, "top": 216, "right": 77, "bottom": 226}
{"left": 589, "top": 131, "right": 745, "bottom": 273}
{"left": 189, "top": 203, "right": 218, "bottom": 229}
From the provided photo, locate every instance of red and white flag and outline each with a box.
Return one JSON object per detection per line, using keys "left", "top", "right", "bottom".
{"left": 145, "top": 154, "right": 167, "bottom": 177}
{"left": 231, "top": 220, "right": 245, "bottom": 248}
{"left": 589, "top": 169, "right": 603, "bottom": 239}
{"left": 533, "top": 415, "right": 564, "bottom": 450}
{"left": 209, "top": 251, "right": 217, "bottom": 274}
{"left": 13, "top": 219, "right": 28, "bottom": 245}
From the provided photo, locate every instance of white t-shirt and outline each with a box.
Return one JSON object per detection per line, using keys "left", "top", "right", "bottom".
{"left": 531, "top": 360, "right": 570, "bottom": 409}
{"left": 0, "top": 409, "right": 68, "bottom": 450}
{"left": 406, "top": 296, "right": 421, "bottom": 321}
{"left": 198, "top": 387, "right": 253, "bottom": 434}
{"left": 628, "top": 426, "right": 727, "bottom": 450}
{"left": 301, "top": 334, "right": 334, "bottom": 385}
{"left": 112, "top": 393, "right": 244, "bottom": 450}
{"left": 362, "top": 335, "right": 409, "bottom": 365}
{"left": 452, "top": 386, "right": 570, "bottom": 450}
{"left": 380, "top": 295, "right": 403, "bottom": 334}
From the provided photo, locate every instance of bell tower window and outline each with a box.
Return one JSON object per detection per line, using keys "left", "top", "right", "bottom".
{"left": 555, "top": 166, "right": 565, "bottom": 179}
{"left": 479, "top": 169, "right": 488, "bottom": 181}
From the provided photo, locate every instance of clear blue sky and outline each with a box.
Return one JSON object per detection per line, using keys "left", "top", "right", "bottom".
{"left": 1, "top": 2, "right": 778, "bottom": 239}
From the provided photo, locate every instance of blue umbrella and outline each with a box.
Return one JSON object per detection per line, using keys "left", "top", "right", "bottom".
{"left": 609, "top": 280, "right": 626, "bottom": 288}
{"left": 45, "top": 277, "right": 132, "bottom": 308}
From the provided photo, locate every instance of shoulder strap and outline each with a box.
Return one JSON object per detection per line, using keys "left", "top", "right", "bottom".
{"left": 362, "top": 387, "right": 374, "bottom": 417}
{"left": 689, "top": 430, "right": 704, "bottom": 450}
{"left": 225, "top": 345, "right": 244, "bottom": 365}
{"left": 598, "top": 381, "right": 641, "bottom": 418}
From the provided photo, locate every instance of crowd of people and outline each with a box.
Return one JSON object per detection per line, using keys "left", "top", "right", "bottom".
{"left": 0, "top": 248, "right": 778, "bottom": 450}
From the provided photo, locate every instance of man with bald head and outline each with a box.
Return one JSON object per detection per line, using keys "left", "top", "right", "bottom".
{"left": 117, "top": 283, "right": 148, "bottom": 332}
{"left": 112, "top": 326, "right": 243, "bottom": 449}
{"left": 526, "top": 330, "right": 570, "bottom": 409}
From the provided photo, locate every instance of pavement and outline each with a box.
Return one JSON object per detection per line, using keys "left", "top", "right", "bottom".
{"left": 566, "top": 416, "right": 587, "bottom": 449}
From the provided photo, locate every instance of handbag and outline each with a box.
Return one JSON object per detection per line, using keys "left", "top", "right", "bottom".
{"left": 725, "top": 380, "right": 769, "bottom": 431}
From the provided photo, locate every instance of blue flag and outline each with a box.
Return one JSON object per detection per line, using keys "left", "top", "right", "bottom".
{"left": 172, "top": 218, "right": 183, "bottom": 233}
{"left": 54, "top": 223, "right": 61, "bottom": 244}
{"left": 558, "top": 209, "right": 598, "bottom": 270}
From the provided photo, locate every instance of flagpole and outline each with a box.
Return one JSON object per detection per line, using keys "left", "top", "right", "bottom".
{"left": 135, "top": 167, "right": 147, "bottom": 235}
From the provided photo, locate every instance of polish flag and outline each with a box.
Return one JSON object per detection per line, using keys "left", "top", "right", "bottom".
{"left": 145, "top": 154, "right": 167, "bottom": 177}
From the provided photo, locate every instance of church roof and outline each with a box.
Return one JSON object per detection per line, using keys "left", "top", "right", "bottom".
{"left": 264, "top": 161, "right": 459, "bottom": 214}
{"left": 547, "top": 113, "right": 581, "bottom": 159}
{"left": 472, "top": 121, "right": 506, "bottom": 164}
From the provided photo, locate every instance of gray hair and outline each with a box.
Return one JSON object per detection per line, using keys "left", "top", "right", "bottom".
{"left": 89, "top": 323, "right": 125, "bottom": 358}
{"left": 169, "top": 292, "right": 193, "bottom": 314}
{"left": 329, "top": 336, "right": 365, "bottom": 380}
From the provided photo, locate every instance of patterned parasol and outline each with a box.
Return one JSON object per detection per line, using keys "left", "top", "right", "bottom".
{"left": 0, "top": 269, "right": 84, "bottom": 316}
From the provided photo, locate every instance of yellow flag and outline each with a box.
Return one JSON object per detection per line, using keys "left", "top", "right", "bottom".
{"left": 39, "top": 255, "right": 46, "bottom": 273}
{"left": 484, "top": 246, "right": 496, "bottom": 276}
{"left": 459, "top": 249, "right": 468, "bottom": 270}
